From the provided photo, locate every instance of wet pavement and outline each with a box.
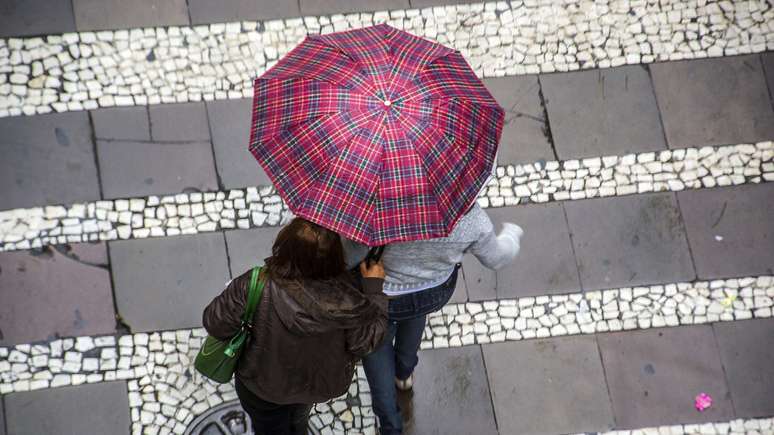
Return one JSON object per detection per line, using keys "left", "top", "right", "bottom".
{"left": 1, "top": 1, "right": 773, "bottom": 434}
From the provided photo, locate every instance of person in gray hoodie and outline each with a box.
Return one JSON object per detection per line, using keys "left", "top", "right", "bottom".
{"left": 343, "top": 203, "right": 523, "bottom": 435}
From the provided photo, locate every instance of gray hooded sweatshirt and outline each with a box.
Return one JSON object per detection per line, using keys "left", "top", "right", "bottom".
{"left": 343, "top": 204, "right": 522, "bottom": 296}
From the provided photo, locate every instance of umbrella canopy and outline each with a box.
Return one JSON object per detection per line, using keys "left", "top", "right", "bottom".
{"left": 249, "top": 24, "right": 504, "bottom": 246}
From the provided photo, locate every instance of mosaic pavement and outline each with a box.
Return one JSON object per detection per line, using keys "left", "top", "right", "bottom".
{"left": 1, "top": 0, "right": 774, "bottom": 434}
{"left": 1, "top": 0, "right": 772, "bottom": 117}
{"left": 0, "top": 141, "right": 772, "bottom": 252}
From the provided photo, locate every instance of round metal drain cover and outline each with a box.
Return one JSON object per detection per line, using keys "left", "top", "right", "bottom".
{"left": 184, "top": 400, "right": 321, "bottom": 435}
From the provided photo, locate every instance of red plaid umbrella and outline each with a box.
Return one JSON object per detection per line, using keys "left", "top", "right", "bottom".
{"left": 249, "top": 24, "right": 504, "bottom": 246}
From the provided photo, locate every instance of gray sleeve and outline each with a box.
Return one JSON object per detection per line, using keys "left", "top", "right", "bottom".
{"left": 341, "top": 237, "right": 369, "bottom": 270}
{"left": 467, "top": 207, "right": 519, "bottom": 270}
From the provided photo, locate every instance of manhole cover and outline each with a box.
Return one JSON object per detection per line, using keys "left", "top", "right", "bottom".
{"left": 184, "top": 400, "right": 321, "bottom": 435}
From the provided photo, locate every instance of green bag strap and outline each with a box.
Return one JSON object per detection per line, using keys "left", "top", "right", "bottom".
{"left": 223, "top": 266, "right": 265, "bottom": 358}
{"left": 241, "top": 266, "right": 265, "bottom": 327}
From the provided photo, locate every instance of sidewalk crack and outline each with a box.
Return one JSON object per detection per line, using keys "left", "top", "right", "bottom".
{"left": 537, "top": 76, "right": 559, "bottom": 161}
{"left": 52, "top": 244, "right": 109, "bottom": 270}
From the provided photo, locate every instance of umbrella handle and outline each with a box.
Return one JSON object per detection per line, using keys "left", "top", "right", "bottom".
{"left": 365, "top": 245, "right": 385, "bottom": 265}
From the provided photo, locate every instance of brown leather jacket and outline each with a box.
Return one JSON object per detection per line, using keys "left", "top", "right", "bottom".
{"left": 203, "top": 269, "right": 388, "bottom": 404}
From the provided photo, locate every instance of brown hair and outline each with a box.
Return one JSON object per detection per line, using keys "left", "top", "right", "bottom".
{"left": 265, "top": 217, "right": 346, "bottom": 280}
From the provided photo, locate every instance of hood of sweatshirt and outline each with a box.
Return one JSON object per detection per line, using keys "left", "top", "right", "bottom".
{"left": 269, "top": 273, "right": 380, "bottom": 336}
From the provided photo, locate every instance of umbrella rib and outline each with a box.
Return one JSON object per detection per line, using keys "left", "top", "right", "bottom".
{"left": 250, "top": 111, "right": 338, "bottom": 199}
{"left": 389, "top": 50, "right": 500, "bottom": 109}
{"left": 392, "top": 101, "right": 496, "bottom": 227}
{"left": 388, "top": 51, "right": 456, "bottom": 105}
{"left": 434, "top": 98, "right": 501, "bottom": 166}
{"left": 397, "top": 97, "right": 501, "bottom": 134}
{"left": 383, "top": 41, "right": 453, "bottom": 103}
{"left": 289, "top": 109, "right": 383, "bottom": 201}
{"left": 403, "top": 96, "right": 504, "bottom": 133}
{"left": 289, "top": 110, "right": 386, "bottom": 246}
{"left": 256, "top": 75, "right": 352, "bottom": 91}
{"left": 309, "top": 37, "right": 387, "bottom": 102}
{"left": 260, "top": 35, "right": 367, "bottom": 90}
{"left": 386, "top": 113, "right": 446, "bottom": 235}
{"left": 398, "top": 86, "right": 503, "bottom": 110}
{"left": 361, "top": 111, "right": 387, "bottom": 246}
{"left": 256, "top": 75, "right": 377, "bottom": 104}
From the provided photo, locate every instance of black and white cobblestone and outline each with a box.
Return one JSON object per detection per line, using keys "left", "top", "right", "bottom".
{"left": 0, "top": 186, "right": 291, "bottom": 252}
{"left": 592, "top": 417, "right": 774, "bottom": 435}
{"left": 419, "top": 276, "right": 774, "bottom": 348}
{"left": 1, "top": 141, "right": 771, "bottom": 252}
{"left": 479, "top": 141, "right": 773, "bottom": 208}
{"left": 0, "top": 329, "right": 375, "bottom": 434}
{"left": 2, "top": 275, "right": 772, "bottom": 433}
{"left": 1, "top": 0, "right": 772, "bottom": 117}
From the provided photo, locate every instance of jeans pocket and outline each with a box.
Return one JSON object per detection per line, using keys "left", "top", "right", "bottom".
{"left": 415, "top": 281, "right": 455, "bottom": 316}
{"left": 389, "top": 268, "right": 460, "bottom": 320}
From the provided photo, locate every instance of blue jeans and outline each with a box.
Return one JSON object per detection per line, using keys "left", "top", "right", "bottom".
{"left": 362, "top": 266, "right": 459, "bottom": 435}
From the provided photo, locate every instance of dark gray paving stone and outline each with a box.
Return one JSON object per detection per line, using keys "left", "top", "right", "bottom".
{"left": 449, "top": 265, "right": 468, "bottom": 303}
{"left": 541, "top": 65, "right": 667, "bottom": 160}
{"left": 763, "top": 53, "right": 774, "bottom": 109}
{"left": 5, "top": 381, "right": 129, "bottom": 435}
{"left": 109, "top": 233, "right": 230, "bottom": 332}
{"left": 300, "top": 0, "right": 409, "bottom": 16}
{"left": 91, "top": 107, "right": 150, "bottom": 141}
{"left": 73, "top": 0, "right": 189, "bottom": 31}
{"left": 598, "top": 326, "right": 734, "bottom": 429}
{"left": 188, "top": 0, "right": 300, "bottom": 24}
{"left": 464, "top": 204, "right": 581, "bottom": 300}
{"left": 564, "top": 193, "right": 695, "bottom": 291}
{"left": 714, "top": 318, "right": 774, "bottom": 418}
{"left": 0, "top": 0, "right": 76, "bottom": 37}
{"left": 97, "top": 140, "right": 218, "bottom": 199}
{"left": 0, "top": 244, "right": 116, "bottom": 346}
{"left": 650, "top": 55, "right": 774, "bottom": 148}
{"left": 460, "top": 254, "right": 496, "bottom": 301}
{"left": 483, "top": 336, "right": 614, "bottom": 434}
{"left": 206, "top": 99, "right": 271, "bottom": 188}
{"left": 494, "top": 204, "right": 580, "bottom": 298}
{"left": 678, "top": 184, "right": 774, "bottom": 279}
{"left": 149, "top": 102, "right": 211, "bottom": 143}
{"left": 224, "top": 227, "right": 281, "bottom": 277}
{"left": 484, "top": 76, "right": 555, "bottom": 165}
{"left": 403, "top": 346, "right": 497, "bottom": 435}
{"left": 0, "top": 112, "right": 100, "bottom": 210}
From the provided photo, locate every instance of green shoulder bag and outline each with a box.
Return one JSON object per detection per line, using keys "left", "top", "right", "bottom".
{"left": 194, "top": 266, "right": 265, "bottom": 384}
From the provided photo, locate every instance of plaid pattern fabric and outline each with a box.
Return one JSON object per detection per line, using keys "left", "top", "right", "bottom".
{"left": 249, "top": 24, "right": 504, "bottom": 246}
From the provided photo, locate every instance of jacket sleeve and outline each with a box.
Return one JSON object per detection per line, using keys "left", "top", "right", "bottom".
{"left": 341, "top": 237, "right": 370, "bottom": 270}
{"left": 202, "top": 270, "right": 251, "bottom": 340}
{"left": 468, "top": 207, "right": 523, "bottom": 270}
{"left": 345, "top": 277, "right": 389, "bottom": 357}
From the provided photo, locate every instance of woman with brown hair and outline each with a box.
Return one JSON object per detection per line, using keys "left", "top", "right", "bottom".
{"left": 203, "top": 217, "right": 388, "bottom": 435}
